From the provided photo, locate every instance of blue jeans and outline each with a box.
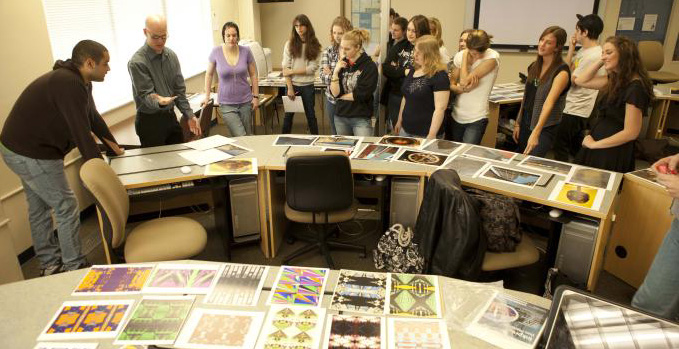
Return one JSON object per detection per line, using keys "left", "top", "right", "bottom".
{"left": 0, "top": 146, "right": 85, "bottom": 270}
{"left": 451, "top": 118, "right": 488, "bottom": 145}
{"left": 219, "top": 102, "right": 252, "bottom": 137}
{"left": 334, "top": 116, "right": 373, "bottom": 136}
{"left": 282, "top": 85, "right": 318, "bottom": 134}
{"left": 632, "top": 218, "right": 679, "bottom": 320}
{"left": 325, "top": 96, "right": 337, "bottom": 135}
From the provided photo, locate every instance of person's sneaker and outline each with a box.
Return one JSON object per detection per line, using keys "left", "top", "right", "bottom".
{"left": 60, "top": 260, "right": 92, "bottom": 273}
{"left": 39, "top": 263, "right": 63, "bottom": 277}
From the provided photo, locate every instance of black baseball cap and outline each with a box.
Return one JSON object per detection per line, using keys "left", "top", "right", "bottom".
{"left": 576, "top": 14, "right": 604, "bottom": 39}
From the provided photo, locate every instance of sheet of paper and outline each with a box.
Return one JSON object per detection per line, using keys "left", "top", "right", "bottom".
{"left": 185, "top": 135, "right": 235, "bottom": 151}
{"left": 617, "top": 17, "right": 635, "bottom": 31}
{"left": 266, "top": 265, "right": 329, "bottom": 307}
{"left": 178, "top": 148, "right": 232, "bottom": 166}
{"left": 143, "top": 263, "right": 222, "bottom": 294}
{"left": 204, "top": 264, "right": 269, "bottom": 306}
{"left": 72, "top": 264, "right": 155, "bottom": 296}
{"left": 175, "top": 309, "right": 265, "bottom": 349}
{"left": 330, "top": 269, "right": 389, "bottom": 314}
{"left": 387, "top": 273, "right": 442, "bottom": 318}
{"left": 38, "top": 300, "right": 135, "bottom": 341}
{"left": 282, "top": 95, "right": 305, "bottom": 113}
{"left": 34, "top": 343, "right": 98, "bottom": 349}
{"left": 642, "top": 14, "right": 658, "bottom": 32}
{"left": 114, "top": 296, "right": 194, "bottom": 346}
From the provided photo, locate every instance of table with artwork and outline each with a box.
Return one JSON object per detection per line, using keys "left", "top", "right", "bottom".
{"left": 0, "top": 260, "right": 552, "bottom": 349}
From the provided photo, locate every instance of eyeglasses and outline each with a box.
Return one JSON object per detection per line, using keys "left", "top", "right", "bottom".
{"left": 151, "top": 34, "right": 168, "bottom": 40}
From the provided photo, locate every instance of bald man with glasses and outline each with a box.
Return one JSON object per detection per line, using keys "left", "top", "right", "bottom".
{"left": 128, "top": 14, "right": 201, "bottom": 147}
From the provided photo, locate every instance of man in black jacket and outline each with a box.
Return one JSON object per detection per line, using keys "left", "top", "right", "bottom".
{"left": 0, "top": 40, "right": 123, "bottom": 276}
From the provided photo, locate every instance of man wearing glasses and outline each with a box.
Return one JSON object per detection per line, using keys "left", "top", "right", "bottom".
{"left": 128, "top": 14, "right": 201, "bottom": 147}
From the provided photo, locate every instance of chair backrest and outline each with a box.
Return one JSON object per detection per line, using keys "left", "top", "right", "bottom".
{"left": 79, "top": 158, "right": 129, "bottom": 250}
{"left": 638, "top": 41, "right": 664, "bottom": 72}
{"left": 285, "top": 151, "right": 353, "bottom": 213}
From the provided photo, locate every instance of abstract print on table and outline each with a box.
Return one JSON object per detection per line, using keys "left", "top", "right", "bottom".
{"left": 204, "top": 264, "right": 268, "bottom": 306}
{"left": 330, "top": 269, "right": 388, "bottom": 314}
{"left": 268, "top": 266, "right": 329, "bottom": 307}
{"left": 388, "top": 273, "right": 441, "bottom": 318}
{"left": 175, "top": 309, "right": 264, "bottom": 348}
{"left": 256, "top": 306, "right": 326, "bottom": 349}
{"left": 38, "top": 300, "right": 134, "bottom": 341}
{"left": 324, "top": 314, "right": 384, "bottom": 349}
{"left": 143, "top": 263, "right": 220, "bottom": 294}
{"left": 72, "top": 265, "right": 153, "bottom": 295}
{"left": 115, "top": 296, "right": 194, "bottom": 345}
{"left": 387, "top": 318, "right": 451, "bottom": 349}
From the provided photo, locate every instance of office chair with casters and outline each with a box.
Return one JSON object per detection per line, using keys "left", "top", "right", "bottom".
{"left": 282, "top": 151, "right": 366, "bottom": 269}
{"left": 79, "top": 158, "right": 208, "bottom": 264}
{"left": 638, "top": 41, "right": 679, "bottom": 85}
{"left": 481, "top": 233, "right": 540, "bottom": 272}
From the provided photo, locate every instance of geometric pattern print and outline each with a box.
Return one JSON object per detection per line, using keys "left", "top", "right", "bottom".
{"left": 392, "top": 319, "right": 446, "bottom": 349}
{"left": 205, "top": 264, "right": 267, "bottom": 306}
{"left": 117, "top": 298, "right": 193, "bottom": 341}
{"left": 188, "top": 314, "right": 252, "bottom": 345}
{"left": 74, "top": 266, "right": 152, "bottom": 293}
{"left": 271, "top": 267, "right": 327, "bottom": 306}
{"left": 331, "top": 270, "right": 387, "bottom": 314}
{"left": 261, "top": 307, "right": 322, "bottom": 349}
{"left": 47, "top": 304, "right": 129, "bottom": 334}
{"left": 148, "top": 268, "right": 217, "bottom": 289}
{"left": 389, "top": 274, "right": 439, "bottom": 317}
{"left": 327, "top": 314, "right": 382, "bottom": 349}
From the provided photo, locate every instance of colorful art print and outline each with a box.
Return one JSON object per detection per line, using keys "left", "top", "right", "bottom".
{"left": 548, "top": 181, "right": 604, "bottom": 211}
{"left": 143, "top": 263, "right": 221, "bottom": 294}
{"left": 518, "top": 156, "right": 573, "bottom": 176}
{"left": 273, "top": 135, "right": 318, "bottom": 146}
{"left": 468, "top": 293, "right": 547, "bottom": 349}
{"left": 628, "top": 168, "right": 665, "bottom": 188}
{"left": 438, "top": 156, "right": 489, "bottom": 178}
{"left": 312, "top": 136, "right": 362, "bottom": 149}
{"left": 267, "top": 266, "right": 329, "bottom": 307}
{"left": 566, "top": 166, "right": 615, "bottom": 191}
{"left": 480, "top": 165, "right": 542, "bottom": 189}
{"left": 114, "top": 296, "right": 194, "bottom": 345}
{"left": 255, "top": 306, "right": 326, "bottom": 349}
{"left": 387, "top": 318, "right": 451, "bottom": 349}
{"left": 463, "top": 145, "right": 517, "bottom": 164}
{"left": 387, "top": 273, "right": 442, "bottom": 318}
{"left": 377, "top": 136, "right": 423, "bottom": 148}
{"left": 217, "top": 143, "right": 253, "bottom": 157}
{"left": 330, "top": 269, "right": 389, "bottom": 314}
{"left": 203, "top": 264, "right": 269, "bottom": 307}
{"left": 353, "top": 144, "right": 400, "bottom": 161}
{"left": 33, "top": 343, "right": 99, "bottom": 349}
{"left": 72, "top": 264, "right": 154, "bottom": 295}
{"left": 175, "top": 309, "right": 265, "bottom": 349}
{"left": 393, "top": 149, "right": 448, "bottom": 167}
{"left": 204, "top": 158, "right": 258, "bottom": 176}
{"left": 420, "top": 139, "right": 463, "bottom": 156}
{"left": 38, "top": 300, "right": 135, "bottom": 341}
{"left": 322, "top": 314, "right": 385, "bottom": 349}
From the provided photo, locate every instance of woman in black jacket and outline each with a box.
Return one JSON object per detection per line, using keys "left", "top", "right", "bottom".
{"left": 329, "top": 29, "right": 378, "bottom": 136}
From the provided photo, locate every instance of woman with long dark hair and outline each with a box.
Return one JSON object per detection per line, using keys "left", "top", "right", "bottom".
{"left": 513, "top": 26, "right": 571, "bottom": 156}
{"left": 574, "top": 36, "right": 653, "bottom": 172}
{"left": 281, "top": 14, "right": 322, "bottom": 134}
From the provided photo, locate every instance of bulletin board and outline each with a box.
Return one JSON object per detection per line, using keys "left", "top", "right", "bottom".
{"left": 351, "top": 0, "right": 381, "bottom": 45}
{"left": 615, "top": 0, "right": 674, "bottom": 43}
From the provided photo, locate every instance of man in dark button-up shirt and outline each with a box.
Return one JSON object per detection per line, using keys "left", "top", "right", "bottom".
{"left": 128, "top": 14, "right": 201, "bottom": 147}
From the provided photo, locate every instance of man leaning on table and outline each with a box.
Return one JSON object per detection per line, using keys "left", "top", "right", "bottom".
{"left": 128, "top": 14, "right": 201, "bottom": 147}
{"left": 0, "top": 40, "right": 124, "bottom": 277}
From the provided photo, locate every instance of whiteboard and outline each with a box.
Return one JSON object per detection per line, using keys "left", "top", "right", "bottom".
{"left": 474, "top": 0, "right": 599, "bottom": 49}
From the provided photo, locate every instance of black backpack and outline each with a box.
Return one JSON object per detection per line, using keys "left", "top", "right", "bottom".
{"left": 465, "top": 188, "right": 522, "bottom": 252}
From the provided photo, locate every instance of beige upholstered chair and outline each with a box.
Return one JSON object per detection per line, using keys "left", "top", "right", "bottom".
{"left": 481, "top": 233, "right": 540, "bottom": 271}
{"left": 79, "top": 158, "right": 207, "bottom": 264}
{"left": 638, "top": 41, "right": 679, "bottom": 85}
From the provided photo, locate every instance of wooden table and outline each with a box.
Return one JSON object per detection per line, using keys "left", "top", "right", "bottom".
{"left": 645, "top": 92, "right": 679, "bottom": 139}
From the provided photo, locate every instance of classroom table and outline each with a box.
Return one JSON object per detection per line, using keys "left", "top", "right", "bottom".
{"left": 645, "top": 91, "right": 679, "bottom": 140}
{"left": 0, "top": 260, "right": 551, "bottom": 349}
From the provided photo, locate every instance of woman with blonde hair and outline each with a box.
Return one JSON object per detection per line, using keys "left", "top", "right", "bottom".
{"left": 320, "top": 16, "right": 352, "bottom": 135}
{"left": 449, "top": 29, "right": 500, "bottom": 144}
{"left": 329, "top": 29, "right": 378, "bottom": 136}
{"left": 513, "top": 26, "right": 571, "bottom": 156}
{"left": 395, "top": 35, "right": 450, "bottom": 139}
{"left": 429, "top": 17, "right": 451, "bottom": 63}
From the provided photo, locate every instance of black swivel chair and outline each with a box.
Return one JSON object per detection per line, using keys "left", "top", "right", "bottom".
{"left": 282, "top": 151, "right": 366, "bottom": 268}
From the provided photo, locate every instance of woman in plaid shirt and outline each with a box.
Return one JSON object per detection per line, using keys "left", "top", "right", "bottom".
{"left": 320, "top": 16, "right": 352, "bottom": 135}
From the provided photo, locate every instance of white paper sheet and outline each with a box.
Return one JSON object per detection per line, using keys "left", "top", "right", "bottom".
{"left": 617, "top": 17, "right": 635, "bottom": 31}
{"left": 185, "top": 135, "right": 235, "bottom": 151}
{"left": 178, "top": 149, "right": 232, "bottom": 166}
{"left": 282, "top": 96, "right": 305, "bottom": 113}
